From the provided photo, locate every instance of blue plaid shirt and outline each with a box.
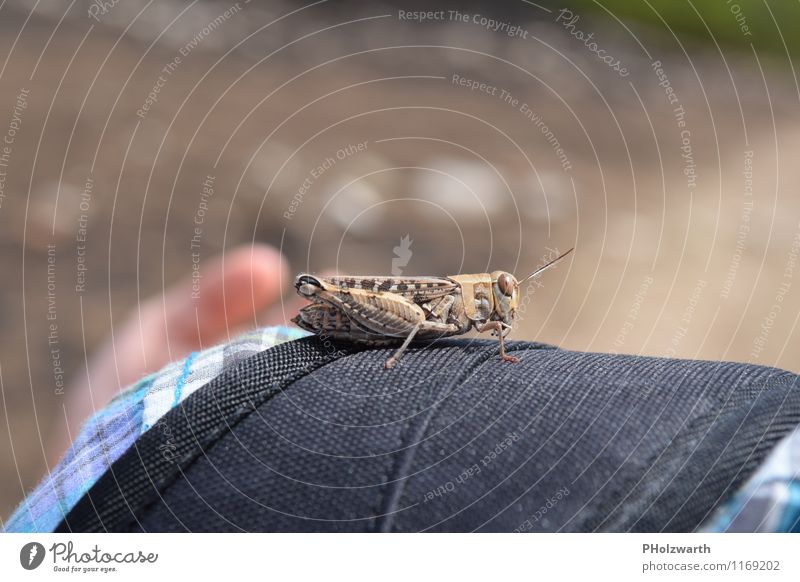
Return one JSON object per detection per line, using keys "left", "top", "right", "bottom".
{"left": 701, "top": 424, "right": 800, "bottom": 532}
{"left": 4, "top": 326, "right": 308, "bottom": 533}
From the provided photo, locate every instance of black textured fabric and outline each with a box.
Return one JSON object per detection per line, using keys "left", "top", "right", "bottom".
{"left": 58, "top": 337, "right": 800, "bottom": 532}
{"left": 56, "top": 337, "right": 359, "bottom": 533}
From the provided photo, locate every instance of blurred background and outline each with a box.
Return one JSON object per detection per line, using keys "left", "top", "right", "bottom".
{"left": 1, "top": 0, "right": 800, "bottom": 520}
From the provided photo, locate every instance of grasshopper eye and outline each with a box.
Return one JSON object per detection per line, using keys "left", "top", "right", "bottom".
{"left": 497, "top": 273, "right": 515, "bottom": 297}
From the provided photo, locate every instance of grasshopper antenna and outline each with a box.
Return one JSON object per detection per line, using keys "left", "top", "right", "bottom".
{"left": 519, "top": 248, "right": 574, "bottom": 284}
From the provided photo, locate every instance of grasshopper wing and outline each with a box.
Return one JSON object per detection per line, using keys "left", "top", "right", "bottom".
{"left": 317, "top": 275, "right": 457, "bottom": 304}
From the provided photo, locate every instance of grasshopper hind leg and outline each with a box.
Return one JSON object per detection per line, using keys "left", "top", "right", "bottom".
{"left": 293, "top": 301, "right": 406, "bottom": 350}
{"left": 384, "top": 318, "right": 462, "bottom": 369}
{"left": 384, "top": 323, "right": 421, "bottom": 369}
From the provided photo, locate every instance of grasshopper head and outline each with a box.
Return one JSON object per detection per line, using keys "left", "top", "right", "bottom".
{"left": 490, "top": 248, "right": 574, "bottom": 326}
{"left": 490, "top": 271, "right": 520, "bottom": 326}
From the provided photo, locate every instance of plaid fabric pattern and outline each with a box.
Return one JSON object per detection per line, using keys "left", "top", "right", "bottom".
{"left": 702, "top": 425, "right": 800, "bottom": 532}
{"left": 4, "top": 326, "right": 309, "bottom": 533}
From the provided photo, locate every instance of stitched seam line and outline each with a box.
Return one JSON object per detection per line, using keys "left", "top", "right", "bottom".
{"left": 376, "top": 345, "right": 513, "bottom": 532}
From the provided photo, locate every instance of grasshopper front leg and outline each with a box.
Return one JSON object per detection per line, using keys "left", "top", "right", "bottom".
{"left": 476, "top": 321, "right": 518, "bottom": 363}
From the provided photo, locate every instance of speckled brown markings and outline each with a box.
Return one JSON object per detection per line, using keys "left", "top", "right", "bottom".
{"left": 292, "top": 249, "right": 573, "bottom": 369}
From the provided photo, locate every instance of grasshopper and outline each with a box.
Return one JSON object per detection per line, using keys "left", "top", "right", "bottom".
{"left": 292, "top": 248, "right": 573, "bottom": 369}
